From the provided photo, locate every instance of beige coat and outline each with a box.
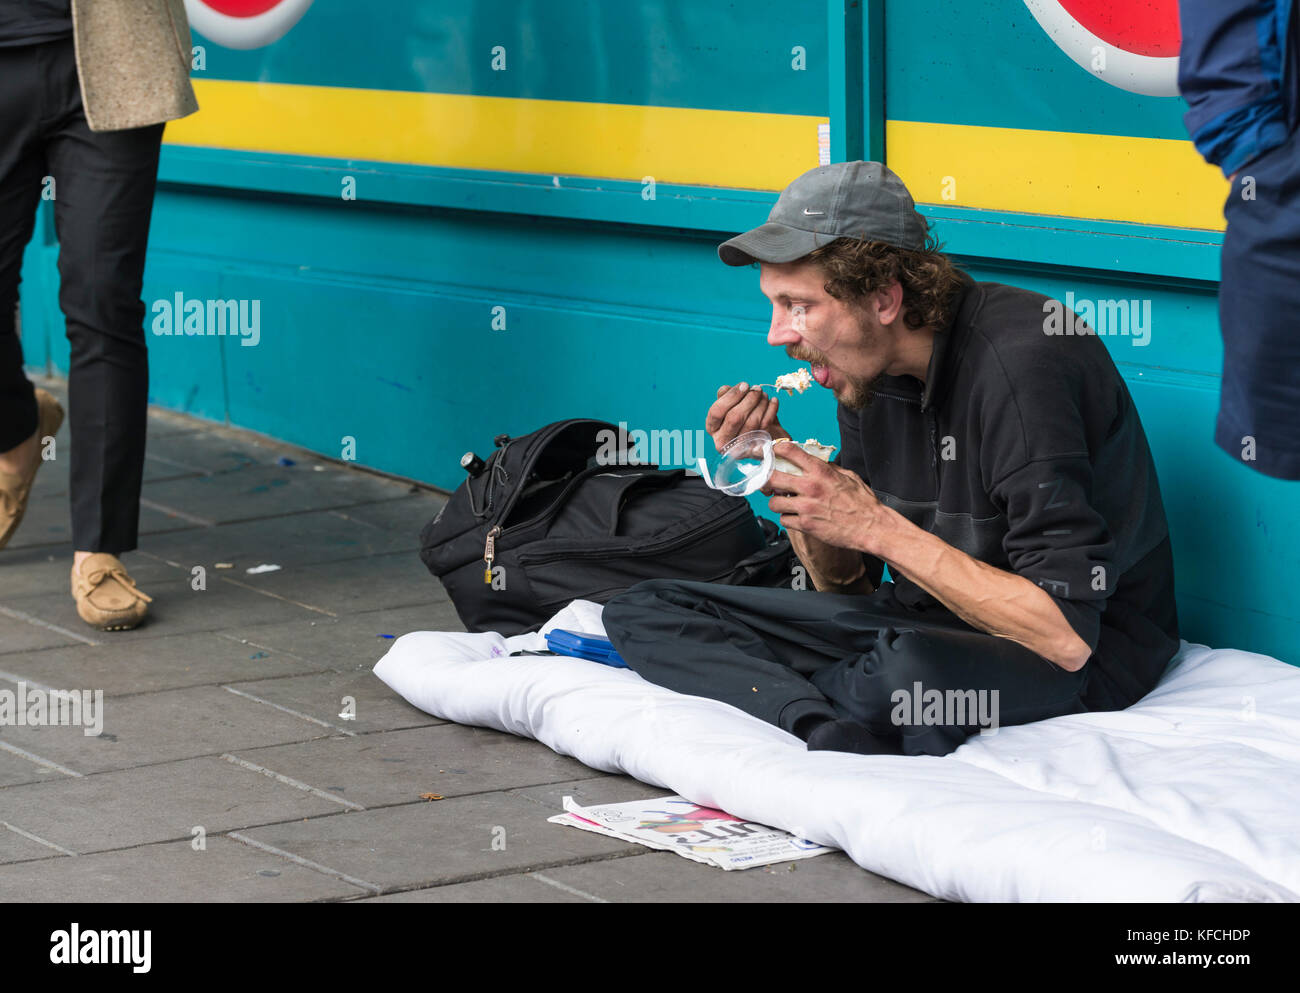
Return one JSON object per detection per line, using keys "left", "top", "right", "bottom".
{"left": 71, "top": 0, "right": 199, "bottom": 132}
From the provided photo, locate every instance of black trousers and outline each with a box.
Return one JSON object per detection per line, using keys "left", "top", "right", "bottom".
{"left": 603, "top": 578, "right": 1093, "bottom": 757}
{"left": 0, "top": 37, "right": 163, "bottom": 554}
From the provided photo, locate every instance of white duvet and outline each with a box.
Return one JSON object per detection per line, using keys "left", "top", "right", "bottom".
{"left": 374, "top": 600, "right": 1300, "bottom": 902}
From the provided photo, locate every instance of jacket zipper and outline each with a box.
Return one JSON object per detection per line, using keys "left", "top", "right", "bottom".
{"left": 925, "top": 406, "right": 940, "bottom": 494}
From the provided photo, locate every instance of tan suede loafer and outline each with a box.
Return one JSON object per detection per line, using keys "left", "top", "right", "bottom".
{"left": 71, "top": 553, "right": 153, "bottom": 631}
{"left": 0, "top": 388, "right": 64, "bottom": 550}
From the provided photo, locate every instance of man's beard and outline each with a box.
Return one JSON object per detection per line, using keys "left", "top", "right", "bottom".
{"left": 839, "top": 373, "right": 881, "bottom": 411}
{"left": 785, "top": 346, "right": 881, "bottom": 410}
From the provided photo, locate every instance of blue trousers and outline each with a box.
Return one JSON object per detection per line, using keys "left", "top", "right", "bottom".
{"left": 1216, "top": 124, "right": 1300, "bottom": 480}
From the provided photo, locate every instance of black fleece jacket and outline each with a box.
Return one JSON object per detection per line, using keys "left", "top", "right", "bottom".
{"left": 836, "top": 270, "right": 1180, "bottom": 710}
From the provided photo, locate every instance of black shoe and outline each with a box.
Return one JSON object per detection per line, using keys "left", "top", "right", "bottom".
{"left": 806, "top": 719, "right": 905, "bottom": 755}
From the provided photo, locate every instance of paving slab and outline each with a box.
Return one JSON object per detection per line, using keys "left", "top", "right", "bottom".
{"left": 0, "top": 631, "right": 326, "bottom": 698}
{"left": 357, "top": 869, "right": 608, "bottom": 903}
{"left": 537, "top": 848, "right": 937, "bottom": 903}
{"left": 233, "top": 790, "right": 640, "bottom": 891}
{"left": 230, "top": 550, "right": 441, "bottom": 615}
{"left": 3, "top": 494, "right": 200, "bottom": 550}
{"left": 0, "top": 748, "right": 63, "bottom": 788}
{"left": 507, "top": 774, "right": 677, "bottom": 813}
{"left": 144, "top": 429, "right": 283, "bottom": 475}
{"left": 27, "top": 444, "right": 209, "bottom": 501}
{"left": 326, "top": 493, "right": 446, "bottom": 536}
{"left": 0, "top": 569, "right": 334, "bottom": 647}
{"left": 0, "top": 824, "right": 63, "bottom": 865}
{"left": 0, "top": 607, "right": 86, "bottom": 655}
{"left": 147, "top": 408, "right": 220, "bottom": 438}
{"left": 0, "top": 545, "right": 179, "bottom": 599}
{"left": 0, "top": 754, "right": 349, "bottom": 854}
{"left": 0, "top": 836, "right": 368, "bottom": 901}
{"left": 228, "top": 601, "right": 466, "bottom": 670}
{"left": 230, "top": 723, "right": 596, "bottom": 809}
{"left": 142, "top": 463, "right": 412, "bottom": 525}
{"left": 147, "top": 417, "right": 211, "bottom": 438}
{"left": 0, "top": 684, "right": 334, "bottom": 774}
{"left": 223, "top": 669, "right": 439, "bottom": 735}
{"left": 136, "top": 510, "right": 420, "bottom": 571}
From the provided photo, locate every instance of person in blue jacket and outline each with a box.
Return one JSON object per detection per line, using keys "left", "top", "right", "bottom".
{"left": 1179, "top": 0, "right": 1299, "bottom": 480}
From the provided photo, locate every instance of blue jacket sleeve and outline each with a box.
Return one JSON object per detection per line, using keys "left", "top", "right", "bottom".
{"left": 1178, "top": 0, "right": 1297, "bottom": 175}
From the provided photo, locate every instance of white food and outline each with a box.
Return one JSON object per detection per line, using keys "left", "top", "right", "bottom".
{"left": 772, "top": 437, "right": 836, "bottom": 475}
{"left": 773, "top": 368, "right": 814, "bottom": 394}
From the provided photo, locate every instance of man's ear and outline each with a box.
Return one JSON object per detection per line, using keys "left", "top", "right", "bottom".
{"left": 875, "top": 281, "right": 904, "bottom": 326}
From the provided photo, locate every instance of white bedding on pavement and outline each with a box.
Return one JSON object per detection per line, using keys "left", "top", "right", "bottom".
{"left": 374, "top": 600, "right": 1300, "bottom": 902}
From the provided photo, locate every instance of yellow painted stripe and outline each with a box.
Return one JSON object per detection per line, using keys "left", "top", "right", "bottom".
{"left": 887, "top": 120, "right": 1229, "bottom": 231}
{"left": 163, "top": 79, "right": 827, "bottom": 191}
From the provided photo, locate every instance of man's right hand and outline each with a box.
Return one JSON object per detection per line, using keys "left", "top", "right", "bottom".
{"left": 706, "top": 383, "right": 791, "bottom": 452}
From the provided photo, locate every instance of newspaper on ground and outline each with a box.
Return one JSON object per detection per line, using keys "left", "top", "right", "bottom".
{"left": 549, "top": 794, "right": 836, "bottom": 870}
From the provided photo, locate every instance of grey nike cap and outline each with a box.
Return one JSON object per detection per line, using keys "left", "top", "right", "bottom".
{"left": 718, "top": 161, "right": 930, "bottom": 266}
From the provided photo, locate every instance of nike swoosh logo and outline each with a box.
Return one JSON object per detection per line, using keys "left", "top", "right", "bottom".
{"left": 803, "top": 209, "right": 825, "bottom": 215}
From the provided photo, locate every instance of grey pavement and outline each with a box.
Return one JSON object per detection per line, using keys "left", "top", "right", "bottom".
{"left": 0, "top": 377, "right": 936, "bottom": 903}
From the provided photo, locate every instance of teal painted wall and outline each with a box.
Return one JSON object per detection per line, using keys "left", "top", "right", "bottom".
{"left": 887, "top": 0, "right": 1188, "bottom": 138}
{"left": 188, "top": 0, "right": 827, "bottom": 115}
{"left": 17, "top": 0, "right": 1297, "bottom": 666}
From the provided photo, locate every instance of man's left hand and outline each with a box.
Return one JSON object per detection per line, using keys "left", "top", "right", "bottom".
{"left": 765, "top": 442, "right": 883, "bottom": 554}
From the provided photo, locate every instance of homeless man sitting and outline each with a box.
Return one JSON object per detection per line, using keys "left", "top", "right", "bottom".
{"left": 602, "top": 161, "right": 1180, "bottom": 758}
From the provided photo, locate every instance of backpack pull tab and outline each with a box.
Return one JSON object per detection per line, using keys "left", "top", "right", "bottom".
{"left": 483, "top": 525, "right": 501, "bottom": 583}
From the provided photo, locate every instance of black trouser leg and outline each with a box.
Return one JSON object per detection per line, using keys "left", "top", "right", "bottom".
{"left": 0, "top": 44, "right": 47, "bottom": 452}
{"left": 603, "top": 578, "right": 1091, "bottom": 757}
{"left": 43, "top": 38, "right": 163, "bottom": 553}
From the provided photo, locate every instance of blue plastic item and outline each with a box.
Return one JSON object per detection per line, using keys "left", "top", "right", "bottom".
{"left": 544, "top": 629, "right": 628, "bottom": 668}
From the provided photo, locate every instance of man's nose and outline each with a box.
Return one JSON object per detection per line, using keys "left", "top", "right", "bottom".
{"left": 768, "top": 309, "right": 801, "bottom": 347}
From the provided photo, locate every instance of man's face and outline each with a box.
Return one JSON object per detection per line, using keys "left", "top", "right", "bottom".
{"left": 758, "top": 261, "right": 892, "bottom": 410}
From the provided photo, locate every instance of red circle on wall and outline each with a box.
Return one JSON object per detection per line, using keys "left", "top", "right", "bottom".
{"left": 200, "top": 1, "right": 283, "bottom": 16}
{"left": 1057, "top": 0, "right": 1181, "bottom": 57}
{"left": 184, "top": 0, "right": 314, "bottom": 49}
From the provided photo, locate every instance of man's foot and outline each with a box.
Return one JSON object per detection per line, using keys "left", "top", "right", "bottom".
{"left": 71, "top": 553, "right": 153, "bottom": 631}
{"left": 0, "top": 389, "right": 63, "bottom": 549}
{"left": 806, "top": 718, "right": 906, "bottom": 756}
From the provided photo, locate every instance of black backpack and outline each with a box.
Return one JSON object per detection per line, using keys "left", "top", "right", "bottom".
{"left": 418, "top": 418, "right": 799, "bottom": 635}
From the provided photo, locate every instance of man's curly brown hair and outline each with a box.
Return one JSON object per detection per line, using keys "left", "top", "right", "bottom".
{"left": 802, "top": 230, "right": 966, "bottom": 331}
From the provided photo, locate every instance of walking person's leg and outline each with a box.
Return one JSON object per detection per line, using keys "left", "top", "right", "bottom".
{"left": 42, "top": 36, "right": 162, "bottom": 627}
{"left": 0, "top": 41, "right": 66, "bottom": 549}
{"left": 1215, "top": 127, "right": 1300, "bottom": 479}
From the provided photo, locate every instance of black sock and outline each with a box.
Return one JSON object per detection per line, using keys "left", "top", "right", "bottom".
{"left": 806, "top": 718, "right": 906, "bottom": 755}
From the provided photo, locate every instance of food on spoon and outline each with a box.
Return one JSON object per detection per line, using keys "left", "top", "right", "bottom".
{"left": 773, "top": 368, "right": 814, "bottom": 395}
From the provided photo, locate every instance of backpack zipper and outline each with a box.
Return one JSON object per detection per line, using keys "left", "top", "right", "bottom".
{"left": 482, "top": 525, "right": 501, "bottom": 582}
{"left": 515, "top": 503, "right": 750, "bottom": 567}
